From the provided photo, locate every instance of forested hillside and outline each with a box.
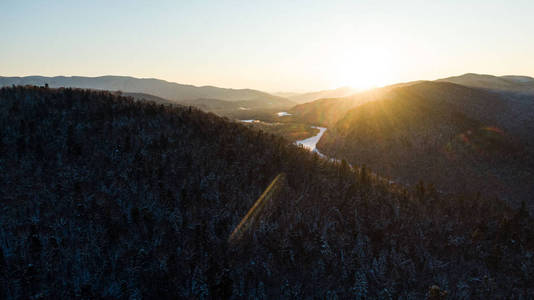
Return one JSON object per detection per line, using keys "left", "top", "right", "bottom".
{"left": 1, "top": 86, "right": 533, "bottom": 298}
{"left": 438, "top": 74, "right": 534, "bottom": 143}
{"left": 290, "top": 81, "right": 421, "bottom": 127}
{"left": 317, "top": 82, "right": 534, "bottom": 208}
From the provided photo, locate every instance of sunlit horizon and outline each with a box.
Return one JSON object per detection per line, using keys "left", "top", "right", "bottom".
{"left": 1, "top": 0, "right": 534, "bottom": 92}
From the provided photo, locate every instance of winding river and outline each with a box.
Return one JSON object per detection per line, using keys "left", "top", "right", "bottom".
{"left": 296, "top": 125, "right": 399, "bottom": 185}
{"left": 295, "top": 126, "right": 329, "bottom": 158}
{"left": 239, "top": 116, "right": 332, "bottom": 161}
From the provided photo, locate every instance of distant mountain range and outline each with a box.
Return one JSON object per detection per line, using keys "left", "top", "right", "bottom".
{"left": 0, "top": 75, "right": 294, "bottom": 109}
{"left": 438, "top": 73, "right": 534, "bottom": 95}
{"left": 274, "top": 86, "right": 358, "bottom": 103}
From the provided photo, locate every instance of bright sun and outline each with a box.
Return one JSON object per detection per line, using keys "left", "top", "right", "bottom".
{"left": 329, "top": 46, "right": 394, "bottom": 90}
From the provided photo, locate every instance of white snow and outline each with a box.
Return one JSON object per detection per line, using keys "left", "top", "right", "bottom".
{"left": 240, "top": 119, "right": 258, "bottom": 123}
{"left": 238, "top": 107, "right": 250, "bottom": 110}
{"left": 277, "top": 112, "right": 292, "bottom": 117}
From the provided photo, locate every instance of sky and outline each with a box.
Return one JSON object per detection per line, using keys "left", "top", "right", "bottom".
{"left": 1, "top": 0, "right": 533, "bottom": 92}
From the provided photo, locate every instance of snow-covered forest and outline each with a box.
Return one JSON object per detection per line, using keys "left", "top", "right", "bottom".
{"left": 0, "top": 86, "right": 533, "bottom": 298}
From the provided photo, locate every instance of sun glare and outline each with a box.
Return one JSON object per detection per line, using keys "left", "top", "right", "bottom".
{"left": 329, "top": 45, "right": 394, "bottom": 91}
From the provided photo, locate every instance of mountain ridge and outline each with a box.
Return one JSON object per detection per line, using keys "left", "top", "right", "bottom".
{"left": 438, "top": 73, "right": 534, "bottom": 95}
{"left": 276, "top": 86, "right": 358, "bottom": 103}
{"left": 0, "top": 75, "right": 294, "bottom": 107}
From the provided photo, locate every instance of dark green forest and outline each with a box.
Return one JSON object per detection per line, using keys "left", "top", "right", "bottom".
{"left": 1, "top": 86, "right": 533, "bottom": 298}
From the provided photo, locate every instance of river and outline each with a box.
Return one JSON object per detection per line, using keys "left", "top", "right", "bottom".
{"left": 296, "top": 126, "right": 403, "bottom": 186}
{"left": 295, "top": 126, "right": 329, "bottom": 158}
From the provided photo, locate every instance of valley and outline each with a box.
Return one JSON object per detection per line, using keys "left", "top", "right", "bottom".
{"left": 233, "top": 76, "right": 534, "bottom": 212}
{"left": 4, "top": 74, "right": 533, "bottom": 210}
{"left": 289, "top": 77, "right": 534, "bottom": 211}
{"left": 3, "top": 1, "right": 534, "bottom": 298}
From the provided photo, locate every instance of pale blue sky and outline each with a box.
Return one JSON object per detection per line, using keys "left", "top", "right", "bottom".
{"left": 1, "top": 0, "right": 533, "bottom": 91}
